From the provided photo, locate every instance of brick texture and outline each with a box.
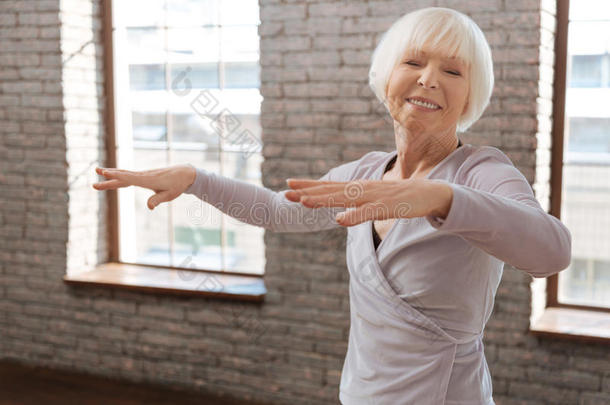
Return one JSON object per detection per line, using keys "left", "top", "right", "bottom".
{"left": 1, "top": 1, "right": 608, "bottom": 405}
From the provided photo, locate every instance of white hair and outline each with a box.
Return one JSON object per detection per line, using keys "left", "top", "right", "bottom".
{"left": 368, "top": 7, "right": 494, "bottom": 133}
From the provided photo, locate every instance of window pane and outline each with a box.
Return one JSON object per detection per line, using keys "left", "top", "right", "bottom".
{"left": 167, "top": 0, "right": 218, "bottom": 27}
{"left": 131, "top": 149, "right": 171, "bottom": 267}
{"left": 568, "top": 21, "right": 610, "bottom": 56}
{"left": 118, "top": 0, "right": 166, "bottom": 28}
{"left": 560, "top": 160, "right": 610, "bottom": 307}
{"left": 594, "top": 260, "right": 610, "bottom": 282}
{"left": 171, "top": 149, "right": 225, "bottom": 271}
{"left": 570, "top": 0, "right": 610, "bottom": 20}
{"left": 170, "top": 112, "right": 220, "bottom": 147}
{"left": 126, "top": 28, "right": 167, "bottom": 63}
{"left": 221, "top": 25, "right": 259, "bottom": 62}
{"left": 220, "top": 0, "right": 260, "bottom": 26}
{"left": 567, "top": 117, "right": 610, "bottom": 153}
{"left": 170, "top": 63, "right": 219, "bottom": 89}
{"left": 569, "top": 55, "right": 602, "bottom": 88}
{"left": 167, "top": 27, "right": 220, "bottom": 63}
{"left": 559, "top": 3, "right": 610, "bottom": 308}
{"left": 219, "top": 114, "right": 262, "bottom": 153}
{"left": 221, "top": 150, "right": 265, "bottom": 274}
{"left": 132, "top": 111, "right": 167, "bottom": 142}
{"left": 224, "top": 62, "right": 260, "bottom": 88}
{"left": 129, "top": 64, "right": 166, "bottom": 91}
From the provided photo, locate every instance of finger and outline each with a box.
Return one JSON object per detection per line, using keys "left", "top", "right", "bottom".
{"left": 96, "top": 167, "right": 132, "bottom": 177}
{"left": 287, "top": 181, "right": 366, "bottom": 200}
{"left": 147, "top": 190, "right": 174, "bottom": 210}
{"left": 285, "top": 186, "right": 343, "bottom": 203}
{"left": 92, "top": 179, "right": 128, "bottom": 190}
{"left": 286, "top": 178, "right": 341, "bottom": 189}
{"left": 335, "top": 203, "right": 391, "bottom": 226}
{"left": 300, "top": 190, "right": 359, "bottom": 209}
{"left": 284, "top": 190, "right": 302, "bottom": 202}
{"left": 285, "top": 183, "right": 347, "bottom": 203}
{"left": 96, "top": 167, "right": 158, "bottom": 189}
{"left": 299, "top": 181, "right": 372, "bottom": 208}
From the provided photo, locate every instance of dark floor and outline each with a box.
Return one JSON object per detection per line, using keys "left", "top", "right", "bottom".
{"left": 0, "top": 360, "right": 261, "bottom": 405}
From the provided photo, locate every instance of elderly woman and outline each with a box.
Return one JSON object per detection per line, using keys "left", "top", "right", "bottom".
{"left": 94, "top": 7, "right": 571, "bottom": 405}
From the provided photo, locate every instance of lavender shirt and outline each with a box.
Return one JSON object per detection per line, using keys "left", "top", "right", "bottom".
{"left": 184, "top": 144, "right": 571, "bottom": 404}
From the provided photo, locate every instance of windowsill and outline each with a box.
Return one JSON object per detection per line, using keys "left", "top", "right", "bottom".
{"left": 63, "top": 262, "right": 266, "bottom": 302}
{"left": 529, "top": 307, "right": 610, "bottom": 344}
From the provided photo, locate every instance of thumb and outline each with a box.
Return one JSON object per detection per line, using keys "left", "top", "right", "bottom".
{"left": 147, "top": 190, "right": 174, "bottom": 210}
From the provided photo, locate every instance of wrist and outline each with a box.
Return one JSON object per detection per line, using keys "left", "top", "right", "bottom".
{"left": 185, "top": 164, "right": 197, "bottom": 190}
{"left": 428, "top": 182, "right": 453, "bottom": 219}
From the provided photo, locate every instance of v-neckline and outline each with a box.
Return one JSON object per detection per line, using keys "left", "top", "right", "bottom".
{"left": 370, "top": 143, "right": 469, "bottom": 253}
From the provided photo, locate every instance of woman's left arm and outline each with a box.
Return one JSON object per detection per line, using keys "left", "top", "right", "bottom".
{"left": 286, "top": 148, "right": 571, "bottom": 278}
{"left": 424, "top": 148, "right": 572, "bottom": 278}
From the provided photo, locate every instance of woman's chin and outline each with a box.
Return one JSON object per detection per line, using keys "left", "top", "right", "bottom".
{"left": 402, "top": 117, "right": 427, "bottom": 134}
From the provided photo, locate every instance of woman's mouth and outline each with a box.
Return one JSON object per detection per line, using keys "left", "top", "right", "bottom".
{"left": 405, "top": 98, "right": 441, "bottom": 111}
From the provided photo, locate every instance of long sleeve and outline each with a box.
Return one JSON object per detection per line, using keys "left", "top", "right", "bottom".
{"left": 183, "top": 154, "right": 375, "bottom": 233}
{"left": 425, "top": 147, "right": 572, "bottom": 278}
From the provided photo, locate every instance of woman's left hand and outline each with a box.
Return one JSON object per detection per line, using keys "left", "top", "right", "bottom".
{"left": 285, "top": 178, "right": 453, "bottom": 226}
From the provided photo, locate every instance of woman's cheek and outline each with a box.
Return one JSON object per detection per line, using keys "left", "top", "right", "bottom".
{"left": 385, "top": 95, "right": 404, "bottom": 121}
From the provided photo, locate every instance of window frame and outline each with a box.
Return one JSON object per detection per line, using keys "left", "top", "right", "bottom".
{"left": 62, "top": 0, "right": 266, "bottom": 301}
{"left": 529, "top": 0, "right": 610, "bottom": 345}
{"left": 548, "top": 0, "right": 610, "bottom": 315}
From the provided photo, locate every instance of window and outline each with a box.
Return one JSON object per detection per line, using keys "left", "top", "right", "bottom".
{"left": 110, "top": 0, "right": 264, "bottom": 275}
{"left": 552, "top": 0, "right": 610, "bottom": 310}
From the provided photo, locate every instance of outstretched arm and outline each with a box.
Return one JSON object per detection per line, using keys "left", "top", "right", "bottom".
{"left": 284, "top": 147, "right": 571, "bottom": 276}
{"left": 183, "top": 166, "right": 345, "bottom": 233}
{"left": 424, "top": 148, "right": 572, "bottom": 278}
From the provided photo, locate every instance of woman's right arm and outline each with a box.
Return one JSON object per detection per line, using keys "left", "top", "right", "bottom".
{"left": 183, "top": 164, "right": 346, "bottom": 233}
{"left": 94, "top": 153, "right": 378, "bottom": 233}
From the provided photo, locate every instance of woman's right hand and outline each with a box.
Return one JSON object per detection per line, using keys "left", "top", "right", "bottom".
{"left": 92, "top": 163, "right": 197, "bottom": 210}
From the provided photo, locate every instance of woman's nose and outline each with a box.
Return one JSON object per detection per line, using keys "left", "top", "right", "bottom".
{"left": 417, "top": 67, "right": 439, "bottom": 89}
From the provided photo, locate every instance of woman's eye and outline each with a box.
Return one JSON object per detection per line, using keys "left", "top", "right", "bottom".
{"left": 405, "top": 61, "right": 420, "bottom": 66}
{"left": 446, "top": 70, "right": 461, "bottom": 76}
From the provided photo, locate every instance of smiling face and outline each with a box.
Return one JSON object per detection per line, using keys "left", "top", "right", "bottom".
{"left": 385, "top": 46, "right": 470, "bottom": 136}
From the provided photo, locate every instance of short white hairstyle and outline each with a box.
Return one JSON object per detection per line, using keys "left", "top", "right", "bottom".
{"left": 369, "top": 7, "right": 494, "bottom": 133}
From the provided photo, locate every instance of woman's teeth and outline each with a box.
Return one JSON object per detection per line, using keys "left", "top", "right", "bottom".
{"left": 407, "top": 98, "right": 440, "bottom": 110}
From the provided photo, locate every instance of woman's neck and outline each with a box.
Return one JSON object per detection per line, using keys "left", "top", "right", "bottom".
{"left": 390, "top": 132, "right": 461, "bottom": 180}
